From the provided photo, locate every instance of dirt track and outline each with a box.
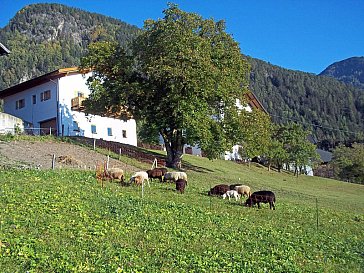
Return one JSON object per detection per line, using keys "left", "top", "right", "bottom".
{"left": 0, "top": 140, "right": 139, "bottom": 172}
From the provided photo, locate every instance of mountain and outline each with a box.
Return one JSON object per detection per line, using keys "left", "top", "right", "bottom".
{"left": 1, "top": 3, "right": 363, "bottom": 145}
{"left": 319, "top": 57, "right": 364, "bottom": 90}
{"left": 0, "top": 3, "right": 140, "bottom": 89}
{"left": 248, "top": 57, "right": 364, "bottom": 146}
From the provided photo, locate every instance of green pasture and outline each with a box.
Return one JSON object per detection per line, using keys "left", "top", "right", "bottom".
{"left": 0, "top": 148, "right": 363, "bottom": 272}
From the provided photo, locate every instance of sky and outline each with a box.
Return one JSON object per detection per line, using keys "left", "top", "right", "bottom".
{"left": 1, "top": 0, "right": 363, "bottom": 74}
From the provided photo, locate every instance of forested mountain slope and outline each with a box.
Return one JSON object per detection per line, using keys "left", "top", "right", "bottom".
{"left": 1, "top": 3, "right": 363, "bottom": 144}
{"left": 319, "top": 56, "right": 364, "bottom": 90}
{"left": 249, "top": 57, "right": 364, "bottom": 145}
{"left": 0, "top": 3, "right": 140, "bottom": 90}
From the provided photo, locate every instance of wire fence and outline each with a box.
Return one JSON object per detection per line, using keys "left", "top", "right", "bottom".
{"left": 0, "top": 127, "right": 57, "bottom": 136}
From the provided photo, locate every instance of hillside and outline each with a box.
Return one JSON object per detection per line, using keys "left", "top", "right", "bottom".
{"left": 1, "top": 3, "right": 364, "bottom": 145}
{"left": 249, "top": 57, "right": 364, "bottom": 145}
{"left": 0, "top": 3, "right": 140, "bottom": 89}
{"left": 320, "top": 57, "right": 364, "bottom": 90}
{"left": 0, "top": 137, "right": 139, "bottom": 172}
{"left": 0, "top": 136, "right": 363, "bottom": 272}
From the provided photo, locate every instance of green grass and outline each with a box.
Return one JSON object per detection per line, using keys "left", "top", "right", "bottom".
{"left": 0, "top": 145, "right": 363, "bottom": 272}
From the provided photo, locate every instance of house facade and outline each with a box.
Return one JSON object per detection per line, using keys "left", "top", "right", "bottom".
{"left": 0, "top": 68, "right": 137, "bottom": 146}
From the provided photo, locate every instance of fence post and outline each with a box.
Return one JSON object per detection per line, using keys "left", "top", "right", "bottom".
{"left": 119, "top": 148, "right": 121, "bottom": 160}
{"left": 52, "top": 154, "right": 56, "bottom": 170}
{"left": 49, "top": 127, "right": 52, "bottom": 136}
{"left": 316, "top": 197, "right": 319, "bottom": 231}
{"left": 93, "top": 138, "right": 96, "bottom": 150}
{"left": 142, "top": 181, "right": 144, "bottom": 199}
{"left": 152, "top": 158, "right": 157, "bottom": 169}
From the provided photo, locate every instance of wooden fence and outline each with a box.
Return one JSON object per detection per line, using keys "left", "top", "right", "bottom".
{"left": 67, "top": 136, "right": 166, "bottom": 166}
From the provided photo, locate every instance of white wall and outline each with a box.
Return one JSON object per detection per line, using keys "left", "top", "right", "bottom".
{"left": 0, "top": 113, "right": 24, "bottom": 134}
{"left": 58, "top": 73, "right": 137, "bottom": 146}
{"left": 3, "top": 81, "right": 58, "bottom": 128}
{"left": 224, "top": 145, "right": 242, "bottom": 160}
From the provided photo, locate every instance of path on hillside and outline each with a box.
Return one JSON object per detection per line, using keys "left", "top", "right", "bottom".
{"left": 0, "top": 140, "right": 139, "bottom": 172}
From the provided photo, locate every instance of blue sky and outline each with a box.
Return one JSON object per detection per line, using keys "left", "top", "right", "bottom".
{"left": 1, "top": 0, "right": 363, "bottom": 74}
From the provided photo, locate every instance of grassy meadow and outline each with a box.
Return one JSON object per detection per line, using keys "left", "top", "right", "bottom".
{"left": 0, "top": 144, "right": 363, "bottom": 272}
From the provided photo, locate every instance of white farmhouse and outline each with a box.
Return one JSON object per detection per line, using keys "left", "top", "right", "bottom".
{"left": 0, "top": 67, "right": 137, "bottom": 146}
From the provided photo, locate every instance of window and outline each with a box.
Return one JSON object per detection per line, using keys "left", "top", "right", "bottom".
{"left": 122, "top": 130, "right": 127, "bottom": 138}
{"left": 91, "top": 125, "right": 97, "bottom": 134}
{"left": 73, "top": 121, "right": 79, "bottom": 132}
{"left": 15, "top": 99, "right": 25, "bottom": 109}
{"left": 41, "top": 90, "right": 51, "bottom": 101}
{"left": 107, "top": 127, "right": 113, "bottom": 136}
{"left": 32, "top": 95, "right": 36, "bottom": 104}
{"left": 77, "top": 91, "right": 84, "bottom": 97}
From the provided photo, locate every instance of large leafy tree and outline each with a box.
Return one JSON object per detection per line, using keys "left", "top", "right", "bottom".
{"left": 265, "top": 124, "right": 318, "bottom": 175}
{"left": 277, "top": 123, "right": 319, "bottom": 176}
{"left": 80, "top": 4, "right": 254, "bottom": 167}
{"left": 237, "top": 110, "right": 272, "bottom": 166}
{"left": 332, "top": 143, "right": 364, "bottom": 184}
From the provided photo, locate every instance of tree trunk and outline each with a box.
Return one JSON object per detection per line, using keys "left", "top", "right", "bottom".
{"left": 161, "top": 128, "right": 184, "bottom": 169}
{"left": 277, "top": 160, "right": 282, "bottom": 172}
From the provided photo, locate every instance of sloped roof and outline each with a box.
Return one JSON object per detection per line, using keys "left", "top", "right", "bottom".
{"left": 316, "top": 149, "right": 333, "bottom": 163}
{"left": 0, "top": 43, "right": 10, "bottom": 56}
{"left": 244, "top": 91, "right": 267, "bottom": 113}
{"left": 0, "top": 67, "right": 81, "bottom": 98}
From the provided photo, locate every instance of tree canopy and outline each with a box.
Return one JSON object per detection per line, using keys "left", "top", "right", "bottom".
{"left": 332, "top": 143, "right": 364, "bottom": 184}
{"left": 81, "top": 4, "right": 263, "bottom": 167}
{"left": 264, "top": 123, "right": 319, "bottom": 175}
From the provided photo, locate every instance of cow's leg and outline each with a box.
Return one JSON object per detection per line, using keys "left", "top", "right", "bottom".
{"left": 257, "top": 202, "right": 261, "bottom": 209}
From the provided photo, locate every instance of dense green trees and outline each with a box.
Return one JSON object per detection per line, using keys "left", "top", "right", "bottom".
{"left": 249, "top": 57, "right": 364, "bottom": 146}
{"left": 332, "top": 143, "right": 364, "bottom": 184}
{"left": 80, "top": 4, "right": 264, "bottom": 168}
{"left": 319, "top": 57, "right": 364, "bottom": 90}
{"left": 264, "top": 123, "right": 318, "bottom": 176}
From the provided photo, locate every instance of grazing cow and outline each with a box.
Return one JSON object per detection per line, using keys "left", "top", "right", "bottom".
{"left": 146, "top": 169, "right": 164, "bottom": 182}
{"left": 245, "top": 190, "right": 276, "bottom": 210}
{"left": 222, "top": 190, "right": 240, "bottom": 201}
{"left": 208, "top": 184, "right": 230, "bottom": 196}
{"left": 175, "top": 179, "right": 187, "bottom": 194}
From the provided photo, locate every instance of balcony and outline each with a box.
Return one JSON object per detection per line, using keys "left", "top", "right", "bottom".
{"left": 71, "top": 96, "right": 86, "bottom": 111}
